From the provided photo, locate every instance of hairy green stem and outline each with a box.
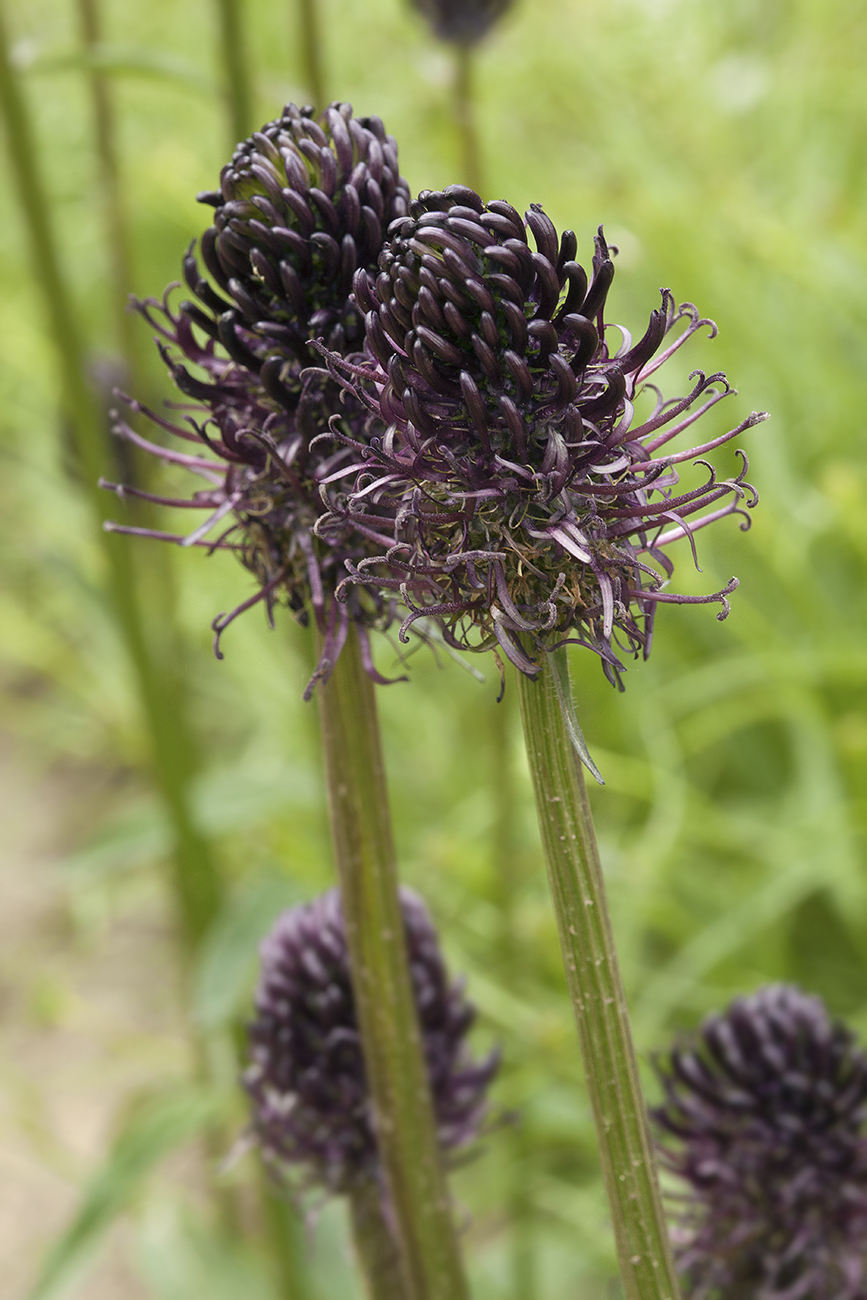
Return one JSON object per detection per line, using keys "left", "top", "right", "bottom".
{"left": 213, "top": 0, "right": 253, "bottom": 146}
{"left": 296, "top": 0, "right": 325, "bottom": 110}
{"left": 316, "top": 624, "right": 469, "bottom": 1300}
{"left": 515, "top": 650, "right": 681, "bottom": 1300}
{"left": 349, "top": 1180, "right": 413, "bottom": 1300}
{"left": 453, "top": 44, "right": 482, "bottom": 196}
{"left": 0, "top": 3, "right": 222, "bottom": 953}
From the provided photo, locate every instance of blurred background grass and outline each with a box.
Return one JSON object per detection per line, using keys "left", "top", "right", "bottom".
{"left": 1, "top": 0, "right": 866, "bottom": 1296}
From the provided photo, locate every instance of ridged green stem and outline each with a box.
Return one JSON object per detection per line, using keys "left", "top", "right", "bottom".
{"left": 515, "top": 650, "right": 681, "bottom": 1300}
{"left": 316, "top": 624, "right": 469, "bottom": 1300}
{"left": 296, "top": 0, "right": 325, "bottom": 111}
{"left": 213, "top": 0, "right": 253, "bottom": 146}
{"left": 453, "top": 44, "right": 482, "bottom": 196}
{"left": 0, "top": 2, "right": 222, "bottom": 954}
{"left": 349, "top": 1180, "right": 413, "bottom": 1300}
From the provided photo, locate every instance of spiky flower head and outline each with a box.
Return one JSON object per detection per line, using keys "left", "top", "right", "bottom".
{"left": 103, "top": 104, "right": 411, "bottom": 690}
{"left": 319, "top": 185, "right": 765, "bottom": 684}
{"left": 653, "top": 984, "right": 867, "bottom": 1299}
{"left": 245, "top": 887, "right": 498, "bottom": 1195}
{"left": 410, "top": 0, "right": 512, "bottom": 46}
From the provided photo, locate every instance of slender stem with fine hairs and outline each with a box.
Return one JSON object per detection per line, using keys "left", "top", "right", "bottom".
{"left": 349, "top": 1180, "right": 413, "bottom": 1300}
{"left": 515, "top": 649, "right": 681, "bottom": 1300}
{"left": 453, "top": 44, "right": 482, "bottom": 196}
{"left": 213, "top": 0, "right": 254, "bottom": 147}
{"left": 0, "top": 2, "right": 223, "bottom": 955}
{"left": 296, "top": 0, "right": 325, "bottom": 110}
{"left": 316, "top": 624, "right": 469, "bottom": 1300}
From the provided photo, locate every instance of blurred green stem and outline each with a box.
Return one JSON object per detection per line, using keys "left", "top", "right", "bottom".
{"left": 0, "top": 1, "right": 222, "bottom": 955}
{"left": 316, "top": 623, "right": 469, "bottom": 1300}
{"left": 349, "top": 1180, "right": 413, "bottom": 1300}
{"left": 74, "top": 0, "right": 136, "bottom": 365}
{"left": 214, "top": 0, "right": 253, "bottom": 146}
{"left": 296, "top": 0, "right": 325, "bottom": 110}
{"left": 515, "top": 649, "right": 681, "bottom": 1300}
{"left": 259, "top": 1167, "right": 311, "bottom": 1300}
{"left": 453, "top": 44, "right": 481, "bottom": 195}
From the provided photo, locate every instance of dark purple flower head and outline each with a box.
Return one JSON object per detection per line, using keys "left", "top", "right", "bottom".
{"left": 193, "top": 101, "right": 410, "bottom": 374}
{"left": 411, "top": 0, "right": 512, "bottom": 45}
{"left": 319, "top": 185, "right": 766, "bottom": 685}
{"left": 653, "top": 984, "right": 867, "bottom": 1299}
{"left": 103, "top": 103, "right": 411, "bottom": 692}
{"left": 245, "top": 887, "right": 498, "bottom": 1194}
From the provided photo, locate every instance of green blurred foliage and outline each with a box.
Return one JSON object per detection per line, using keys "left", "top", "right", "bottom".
{"left": 1, "top": 0, "right": 866, "bottom": 1296}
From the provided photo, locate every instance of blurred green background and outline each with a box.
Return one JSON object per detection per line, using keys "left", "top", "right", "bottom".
{"left": 1, "top": 0, "right": 866, "bottom": 1296}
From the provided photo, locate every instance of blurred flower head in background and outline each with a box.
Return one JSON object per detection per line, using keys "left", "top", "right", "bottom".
{"left": 320, "top": 185, "right": 765, "bottom": 686}
{"left": 653, "top": 984, "right": 867, "bottom": 1300}
{"left": 410, "top": 0, "right": 513, "bottom": 46}
{"left": 103, "top": 103, "right": 411, "bottom": 694}
{"left": 245, "top": 887, "right": 498, "bottom": 1195}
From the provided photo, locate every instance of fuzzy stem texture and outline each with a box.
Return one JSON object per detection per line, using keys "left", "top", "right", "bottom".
{"left": 0, "top": 2, "right": 222, "bottom": 954}
{"left": 349, "top": 1180, "right": 414, "bottom": 1300}
{"left": 316, "top": 624, "right": 469, "bottom": 1300}
{"left": 515, "top": 649, "right": 680, "bottom": 1300}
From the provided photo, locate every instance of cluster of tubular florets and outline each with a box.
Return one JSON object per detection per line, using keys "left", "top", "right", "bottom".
{"left": 653, "top": 984, "right": 867, "bottom": 1300}
{"left": 319, "top": 185, "right": 764, "bottom": 683}
{"left": 104, "top": 108, "right": 764, "bottom": 691}
{"left": 245, "top": 888, "right": 498, "bottom": 1194}
{"left": 103, "top": 103, "right": 411, "bottom": 691}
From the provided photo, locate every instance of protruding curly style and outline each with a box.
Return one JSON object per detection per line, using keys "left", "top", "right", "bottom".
{"left": 411, "top": 0, "right": 512, "bottom": 45}
{"left": 319, "top": 185, "right": 766, "bottom": 684}
{"left": 103, "top": 104, "right": 411, "bottom": 692}
{"left": 653, "top": 985, "right": 867, "bottom": 1300}
{"left": 245, "top": 888, "right": 498, "bottom": 1194}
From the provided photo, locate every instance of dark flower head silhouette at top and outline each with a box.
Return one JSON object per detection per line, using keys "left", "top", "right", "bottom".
{"left": 102, "top": 103, "right": 411, "bottom": 694}
{"left": 410, "top": 0, "right": 513, "bottom": 46}
{"left": 654, "top": 984, "right": 867, "bottom": 1300}
{"left": 318, "top": 185, "right": 766, "bottom": 686}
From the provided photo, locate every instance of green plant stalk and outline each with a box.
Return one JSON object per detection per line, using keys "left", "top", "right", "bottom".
{"left": 316, "top": 624, "right": 469, "bottom": 1300}
{"left": 74, "top": 0, "right": 137, "bottom": 366}
{"left": 515, "top": 649, "right": 681, "bottom": 1300}
{"left": 349, "top": 1180, "right": 414, "bottom": 1300}
{"left": 0, "top": 3, "right": 222, "bottom": 954}
{"left": 489, "top": 695, "right": 536, "bottom": 1300}
{"left": 213, "top": 0, "right": 253, "bottom": 146}
{"left": 258, "top": 1164, "right": 311, "bottom": 1300}
{"left": 453, "top": 44, "right": 481, "bottom": 196}
{"left": 296, "top": 0, "right": 325, "bottom": 110}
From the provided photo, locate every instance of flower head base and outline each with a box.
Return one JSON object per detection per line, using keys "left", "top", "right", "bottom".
{"left": 411, "top": 0, "right": 512, "bottom": 46}
{"left": 320, "top": 185, "right": 766, "bottom": 685}
{"left": 103, "top": 104, "right": 411, "bottom": 691}
{"left": 245, "top": 887, "right": 497, "bottom": 1195}
{"left": 653, "top": 984, "right": 867, "bottom": 1299}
